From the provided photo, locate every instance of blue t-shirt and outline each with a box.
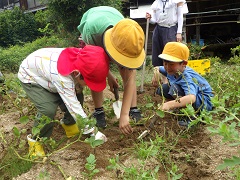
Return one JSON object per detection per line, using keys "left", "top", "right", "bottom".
{"left": 159, "top": 66, "right": 213, "bottom": 111}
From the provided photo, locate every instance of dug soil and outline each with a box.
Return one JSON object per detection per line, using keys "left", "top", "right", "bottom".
{"left": 0, "top": 84, "right": 238, "bottom": 180}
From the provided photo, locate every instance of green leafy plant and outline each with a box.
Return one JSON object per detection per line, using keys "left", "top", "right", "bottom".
{"left": 0, "top": 36, "right": 69, "bottom": 72}
{"left": 187, "top": 43, "right": 207, "bottom": 60}
{"left": 167, "top": 163, "right": 183, "bottom": 180}
{"left": 47, "top": 0, "right": 123, "bottom": 32}
{"left": 0, "top": 7, "right": 39, "bottom": 47}
{"left": 228, "top": 45, "right": 240, "bottom": 64}
{"left": 107, "top": 155, "right": 159, "bottom": 179}
{"left": 82, "top": 154, "right": 100, "bottom": 180}
{"left": 196, "top": 61, "right": 240, "bottom": 178}
{"left": 37, "top": 169, "right": 51, "bottom": 180}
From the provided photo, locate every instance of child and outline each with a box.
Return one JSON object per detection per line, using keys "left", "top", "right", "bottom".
{"left": 152, "top": 42, "right": 213, "bottom": 126}
{"left": 18, "top": 45, "right": 109, "bottom": 157}
{"left": 78, "top": 6, "right": 145, "bottom": 135}
{"left": 78, "top": 34, "right": 86, "bottom": 48}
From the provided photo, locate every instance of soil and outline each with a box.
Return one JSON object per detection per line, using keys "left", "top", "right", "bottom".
{"left": 0, "top": 84, "right": 238, "bottom": 180}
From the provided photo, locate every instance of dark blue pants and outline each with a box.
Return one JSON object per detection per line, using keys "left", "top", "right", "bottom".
{"left": 156, "top": 83, "right": 185, "bottom": 100}
{"left": 152, "top": 25, "right": 177, "bottom": 66}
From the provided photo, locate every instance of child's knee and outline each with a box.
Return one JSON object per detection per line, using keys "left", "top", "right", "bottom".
{"left": 169, "top": 84, "right": 185, "bottom": 98}
{"left": 156, "top": 84, "right": 173, "bottom": 99}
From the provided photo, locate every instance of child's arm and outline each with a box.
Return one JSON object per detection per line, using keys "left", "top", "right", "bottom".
{"left": 160, "top": 94, "right": 196, "bottom": 111}
{"left": 107, "top": 70, "right": 119, "bottom": 92}
{"left": 118, "top": 68, "right": 137, "bottom": 134}
{"left": 152, "top": 66, "right": 168, "bottom": 87}
{"left": 176, "top": 2, "right": 184, "bottom": 42}
{"left": 152, "top": 66, "right": 161, "bottom": 87}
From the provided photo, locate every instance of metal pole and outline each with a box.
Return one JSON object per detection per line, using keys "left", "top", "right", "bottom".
{"left": 140, "top": 18, "right": 149, "bottom": 92}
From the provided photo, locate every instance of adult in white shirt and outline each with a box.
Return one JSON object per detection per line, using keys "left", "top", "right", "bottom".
{"left": 146, "top": 0, "right": 188, "bottom": 67}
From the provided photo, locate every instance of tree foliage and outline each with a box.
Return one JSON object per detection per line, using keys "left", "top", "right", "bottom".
{"left": 46, "top": 0, "right": 123, "bottom": 32}
{"left": 0, "top": 7, "right": 39, "bottom": 47}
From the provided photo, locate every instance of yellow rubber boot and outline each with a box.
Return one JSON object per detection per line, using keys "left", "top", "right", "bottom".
{"left": 27, "top": 134, "right": 45, "bottom": 158}
{"left": 60, "top": 120, "right": 80, "bottom": 138}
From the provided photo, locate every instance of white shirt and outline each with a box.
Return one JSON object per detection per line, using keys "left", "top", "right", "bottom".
{"left": 18, "top": 48, "right": 87, "bottom": 120}
{"left": 150, "top": 0, "right": 188, "bottom": 27}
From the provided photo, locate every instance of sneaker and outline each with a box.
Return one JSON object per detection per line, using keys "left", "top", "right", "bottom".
{"left": 92, "top": 110, "right": 107, "bottom": 128}
{"left": 129, "top": 108, "right": 142, "bottom": 123}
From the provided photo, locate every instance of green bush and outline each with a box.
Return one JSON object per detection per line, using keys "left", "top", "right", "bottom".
{"left": 187, "top": 43, "right": 207, "bottom": 60}
{"left": 34, "top": 10, "right": 55, "bottom": 36}
{"left": 228, "top": 45, "right": 240, "bottom": 64}
{"left": 47, "top": 0, "right": 123, "bottom": 32}
{"left": 0, "top": 36, "right": 70, "bottom": 72}
{"left": 0, "top": 7, "right": 39, "bottom": 47}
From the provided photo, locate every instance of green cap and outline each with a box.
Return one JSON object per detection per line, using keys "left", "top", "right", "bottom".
{"left": 77, "top": 6, "right": 124, "bottom": 46}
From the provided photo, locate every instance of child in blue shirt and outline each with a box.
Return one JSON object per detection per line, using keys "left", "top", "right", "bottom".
{"left": 152, "top": 42, "right": 213, "bottom": 126}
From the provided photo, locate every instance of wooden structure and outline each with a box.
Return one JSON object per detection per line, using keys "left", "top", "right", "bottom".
{"left": 0, "top": 0, "right": 46, "bottom": 12}
{"left": 1, "top": 0, "right": 239, "bottom": 55}
{"left": 186, "top": 0, "right": 240, "bottom": 45}
{"left": 127, "top": 0, "right": 240, "bottom": 55}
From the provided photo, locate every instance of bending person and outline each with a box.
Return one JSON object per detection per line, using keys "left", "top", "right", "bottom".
{"left": 78, "top": 6, "right": 145, "bottom": 134}
{"left": 18, "top": 45, "right": 109, "bottom": 157}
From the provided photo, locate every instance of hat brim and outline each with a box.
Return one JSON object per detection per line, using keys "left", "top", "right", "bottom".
{"left": 58, "top": 48, "right": 79, "bottom": 76}
{"left": 84, "top": 77, "right": 106, "bottom": 92}
{"left": 103, "top": 28, "right": 145, "bottom": 69}
{"left": 158, "top": 54, "right": 183, "bottom": 62}
{"left": 57, "top": 46, "right": 108, "bottom": 92}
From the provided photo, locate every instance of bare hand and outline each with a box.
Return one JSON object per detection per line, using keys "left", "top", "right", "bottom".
{"left": 107, "top": 71, "right": 119, "bottom": 92}
{"left": 152, "top": 66, "right": 161, "bottom": 87}
{"left": 146, "top": 12, "right": 151, "bottom": 19}
{"left": 176, "top": 33, "right": 182, "bottom": 42}
{"left": 152, "top": 76, "right": 159, "bottom": 87}
{"left": 119, "top": 114, "right": 133, "bottom": 135}
{"left": 159, "top": 103, "right": 171, "bottom": 111}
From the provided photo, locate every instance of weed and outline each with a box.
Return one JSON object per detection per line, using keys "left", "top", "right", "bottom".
{"left": 228, "top": 45, "right": 240, "bottom": 64}
{"left": 187, "top": 43, "right": 207, "bottom": 60}
{"left": 37, "top": 169, "right": 51, "bottom": 180}
{"left": 82, "top": 154, "right": 100, "bottom": 180}
{"left": 185, "top": 154, "right": 192, "bottom": 162}
{"left": 107, "top": 155, "right": 159, "bottom": 179}
{"left": 167, "top": 163, "right": 183, "bottom": 180}
{"left": 0, "top": 148, "right": 32, "bottom": 178}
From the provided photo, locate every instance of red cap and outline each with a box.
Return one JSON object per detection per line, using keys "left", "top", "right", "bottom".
{"left": 57, "top": 45, "right": 109, "bottom": 92}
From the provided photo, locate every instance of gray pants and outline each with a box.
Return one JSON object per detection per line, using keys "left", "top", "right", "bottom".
{"left": 21, "top": 83, "right": 83, "bottom": 138}
{"left": 152, "top": 24, "right": 177, "bottom": 66}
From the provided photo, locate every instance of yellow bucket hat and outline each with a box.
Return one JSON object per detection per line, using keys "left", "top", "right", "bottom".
{"left": 103, "top": 18, "right": 145, "bottom": 69}
{"left": 158, "top": 42, "right": 189, "bottom": 62}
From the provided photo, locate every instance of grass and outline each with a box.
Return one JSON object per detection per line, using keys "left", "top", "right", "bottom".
{"left": 0, "top": 149, "right": 33, "bottom": 178}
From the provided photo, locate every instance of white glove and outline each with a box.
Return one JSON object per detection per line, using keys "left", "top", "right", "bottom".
{"left": 91, "top": 131, "right": 107, "bottom": 142}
